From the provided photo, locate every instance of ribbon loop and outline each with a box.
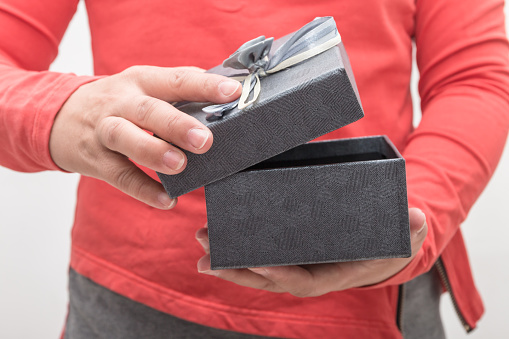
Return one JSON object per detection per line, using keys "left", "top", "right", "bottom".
{"left": 223, "top": 36, "right": 273, "bottom": 72}
{"left": 204, "top": 16, "right": 341, "bottom": 121}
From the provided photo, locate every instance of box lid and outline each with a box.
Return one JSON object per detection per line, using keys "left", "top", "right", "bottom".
{"left": 157, "top": 18, "right": 364, "bottom": 198}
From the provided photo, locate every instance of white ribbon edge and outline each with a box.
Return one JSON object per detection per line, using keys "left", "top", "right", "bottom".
{"left": 267, "top": 34, "right": 342, "bottom": 74}
{"left": 236, "top": 34, "right": 342, "bottom": 110}
{"left": 238, "top": 73, "right": 261, "bottom": 110}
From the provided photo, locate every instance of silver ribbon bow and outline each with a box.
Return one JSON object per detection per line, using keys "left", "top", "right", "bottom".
{"left": 203, "top": 16, "right": 342, "bottom": 121}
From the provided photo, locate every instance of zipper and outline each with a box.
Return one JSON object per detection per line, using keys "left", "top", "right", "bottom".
{"left": 396, "top": 284, "right": 405, "bottom": 334}
{"left": 434, "top": 257, "right": 473, "bottom": 333}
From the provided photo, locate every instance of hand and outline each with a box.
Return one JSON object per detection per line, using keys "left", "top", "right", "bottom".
{"left": 196, "top": 208, "right": 427, "bottom": 297}
{"left": 49, "top": 66, "right": 241, "bottom": 209}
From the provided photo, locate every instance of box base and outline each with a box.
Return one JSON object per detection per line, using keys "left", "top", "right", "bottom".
{"left": 205, "top": 136, "right": 411, "bottom": 270}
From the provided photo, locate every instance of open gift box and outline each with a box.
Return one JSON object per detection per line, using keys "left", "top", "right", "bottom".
{"left": 204, "top": 136, "right": 411, "bottom": 269}
{"left": 156, "top": 17, "right": 410, "bottom": 269}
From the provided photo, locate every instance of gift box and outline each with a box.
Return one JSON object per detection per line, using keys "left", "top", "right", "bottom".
{"left": 204, "top": 136, "right": 411, "bottom": 269}
{"left": 157, "top": 17, "right": 364, "bottom": 198}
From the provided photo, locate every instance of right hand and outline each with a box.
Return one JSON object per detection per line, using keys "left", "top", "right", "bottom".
{"left": 49, "top": 66, "right": 241, "bottom": 209}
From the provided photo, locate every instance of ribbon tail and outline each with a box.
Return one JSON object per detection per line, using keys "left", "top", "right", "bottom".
{"left": 203, "top": 73, "right": 259, "bottom": 120}
{"left": 267, "top": 34, "right": 342, "bottom": 74}
{"left": 203, "top": 100, "right": 240, "bottom": 121}
{"left": 237, "top": 73, "right": 261, "bottom": 110}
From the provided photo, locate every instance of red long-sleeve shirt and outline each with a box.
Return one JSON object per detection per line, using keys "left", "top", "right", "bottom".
{"left": 1, "top": 0, "right": 508, "bottom": 338}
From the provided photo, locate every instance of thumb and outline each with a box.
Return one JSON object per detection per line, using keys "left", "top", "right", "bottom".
{"left": 408, "top": 207, "right": 427, "bottom": 257}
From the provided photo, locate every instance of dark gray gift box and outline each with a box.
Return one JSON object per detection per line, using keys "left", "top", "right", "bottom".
{"left": 157, "top": 40, "right": 364, "bottom": 198}
{"left": 205, "top": 136, "right": 411, "bottom": 269}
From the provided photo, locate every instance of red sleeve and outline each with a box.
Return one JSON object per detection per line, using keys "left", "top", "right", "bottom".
{"left": 0, "top": 0, "right": 99, "bottom": 172}
{"left": 376, "top": 0, "right": 509, "bottom": 286}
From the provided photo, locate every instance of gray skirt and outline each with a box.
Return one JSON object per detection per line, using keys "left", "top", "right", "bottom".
{"left": 64, "top": 268, "right": 445, "bottom": 339}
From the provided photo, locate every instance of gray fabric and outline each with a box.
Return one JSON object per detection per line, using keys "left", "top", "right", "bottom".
{"left": 401, "top": 267, "right": 446, "bottom": 339}
{"left": 65, "top": 267, "right": 444, "bottom": 339}
{"left": 205, "top": 137, "right": 410, "bottom": 269}
{"left": 224, "top": 17, "right": 338, "bottom": 71}
{"left": 64, "top": 269, "right": 275, "bottom": 339}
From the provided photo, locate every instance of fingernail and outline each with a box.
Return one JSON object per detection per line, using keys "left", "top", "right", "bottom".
{"left": 249, "top": 267, "right": 268, "bottom": 275}
{"left": 197, "top": 258, "right": 215, "bottom": 274}
{"left": 416, "top": 209, "right": 426, "bottom": 234}
{"left": 163, "top": 150, "right": 185, "bottom": 171}
{"left": 219, "top": 80, "right": 241, "bottom": 97}
{"left": 199, "top": 269, "right": 217, "bottom": 275}
{"left": 196, "top": 236, "right": 209, "bottom": 251}
{"left": 187, "top": 128, "right": 209, "bottom": 150}
{"left": 157, "top": 192, "right": 176, "bottom": 209}
{"left": 198, "top": 267, "right": 216, "bottom": 274}
{"left": 417, "top": 220, "right": 427, "bottom": 234}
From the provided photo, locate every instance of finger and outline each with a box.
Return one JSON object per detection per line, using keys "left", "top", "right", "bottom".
{"left": 97, "top": 116, "right": 189, "bottom": 174}
{"left": 305, "top": 208, "right": 429, "bottom": 291}
{"left": 117, "top": 96, "right": 213, "bottom": 154}
{"left": 100, "top": 153, "right": 177, "bottom": 209}
{"left": 336, "top": 208, "right": 428, "bottom": 288}
{"left": 408, "top": 208, "right": 427, "bottom": 257}
{"left": 195, "top": 227, "right": 210, "bottom": 253}
{"left": 122, "top": 66, "right": 242, "bottom": 103}
{"left": 177, "top": 66, "right": 206, "bottom": 73}
{"left": 197, "top": 255, "right": 285, "bottom": 293}
{"left": 299, "top": 263, "right": 349, "bottom": 293}
{"left": 248, "top": 266, "right": 323, "bottom": 297}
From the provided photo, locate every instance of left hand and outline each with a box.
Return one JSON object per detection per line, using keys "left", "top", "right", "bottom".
{"left": 195, "top": 208, "right": 427, "bottom": 297}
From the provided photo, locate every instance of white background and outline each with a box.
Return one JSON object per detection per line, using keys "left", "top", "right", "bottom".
{"left": 0, "top": 2, "right": 508, "bottom": 338}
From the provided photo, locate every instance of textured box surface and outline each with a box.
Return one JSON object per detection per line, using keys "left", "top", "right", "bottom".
{"left": 205, "top": 136, "right": 411, "bottom": 269}
{"left": 157, "top": 41, "right": 364, "bottom": 198}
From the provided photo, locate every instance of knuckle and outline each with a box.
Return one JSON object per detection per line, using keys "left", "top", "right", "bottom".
{"left": 134, "top": 96, "right": 160, "bottom": 124}
{"left": 165, "top": 112, "right": 184, "bottom": 136}
{"left": 291, "top": 285, "right": 316, "bottom": 298}
{"left": 115, "top": 166, "right": 144, "bottom": 198}
{"left": 132, "top": 137, "right": 152, "bottom": 162}
{"left": 167, "top": 69, "right": 189, "bottom": 91}
{"left": 123, "top": 65, "right": 145, "bottom": 79}
{"left": 201, "top": 76, "right": 217, "bottom": 94}
{"left": 259, "top": 281, "right": 279, "bottom": 292}
{"left": 98, "top": 117, "right": 124, "bottom": 149}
